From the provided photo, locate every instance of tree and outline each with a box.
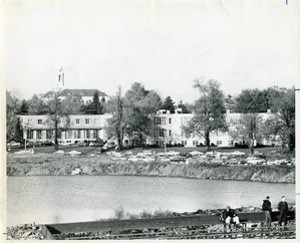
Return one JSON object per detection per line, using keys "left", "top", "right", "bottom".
{"left": 13, "top": 117, "right": 24, "bottom": 143}
{"left": 61, "top": 94, "right": 83, "bottom": 114}
{"left": 19, "top": 100, "right": 29, "bottom": 114}
{"left": 162, "top": 96, "right": 175, "bottom": 113}
{"left": 235, "top": 89, "right": 262, "bottom": 113}
{"left": 262, "top": 88, "right": 295, "bottom": 152}
{"left": 27, "top": 95, "right": 48, "bottom": 115}
{"left": 123, "top": 82, "right": 162, "bottom": 146}
{"left": 105, "top": 87, "right": 125, "bottom": 150}
{"left": 140, "top": 90, "right": 162, "bottom": 114}
{"left": 235, "top": 87, "right": 285, "bottom": 113}
{"left": 81, "top": 92, "right": 104, "bottom": 114}
{"left": 177, "top": 100, "right": 191, "bottom": 113}
{"left": 182, "top": 79, "right": 227, "bottom": 150}
{"left": 46, "top": 91, "right": 70, "bottom": 150}
{"left": 229, "top": 113, "right": 263, "bottom": 155}
{"left": 6, "top": 91, "right": 21, "bottom": 142}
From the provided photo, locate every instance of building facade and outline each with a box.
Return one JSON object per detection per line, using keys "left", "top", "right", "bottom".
{"left": 19, "top": 114, "right": 112, "bottom": 145}
{"left": 151, "top": 109, "right": 277, "bottom": 147}
{"left": 42, "top": 67, "right": 108, "bottom": 104}
{"left": 19, "top": 109, "right": 277, "bottom": 147}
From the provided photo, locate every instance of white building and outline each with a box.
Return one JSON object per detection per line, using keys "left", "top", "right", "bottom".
{"left": 42, "top": 67, "right": 108, "bottom": 104}
{"left": 19, "top": 109, "right": 277, "bottom": 147}
{"left": 43, "top": 89, "right": 108, "bottom": 104}
{"left": 151, "top": 108, "right": 277, "bottom": 147}
{"left": 19, "top": 114, "right": 112, "bottom": 145}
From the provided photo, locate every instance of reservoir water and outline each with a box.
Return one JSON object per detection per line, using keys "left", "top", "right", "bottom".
{"left": 7, "top": 176, "right": 295, "bottom": 226}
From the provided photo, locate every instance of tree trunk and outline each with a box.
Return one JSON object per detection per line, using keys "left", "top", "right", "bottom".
{"left": 117, "top": 130, "right": 122, "bottom": 151}
{"left": 205, "top": 130, "right": 210, "bottom": 151}
{"left": 54, "top": 119, "right": 58, "bottom": 150}
{"left": 250, "top": 139, "right": 254, "bottom": 155}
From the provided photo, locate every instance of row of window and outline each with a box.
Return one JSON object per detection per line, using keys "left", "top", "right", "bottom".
{"left": 26, "top": 129, "right": 100, "bottom": 140}
{"left": 191, "top": 140, "right": 234, "bottom": 146}
{"left": 29, "top": 118, "right": 101, "bottom": 125}
{"left": 154, "top": 117, "right": 172, "bottom": 125}
{"left": 154, "top": 129, "right": 172, "bottom": 137}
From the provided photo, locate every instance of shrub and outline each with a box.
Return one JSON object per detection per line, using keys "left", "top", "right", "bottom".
{"left": 114, "top": 205, "right": 125, "bottom": 220}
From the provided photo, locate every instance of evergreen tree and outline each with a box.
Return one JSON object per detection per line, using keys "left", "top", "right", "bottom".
{"left": 19, "top": 100, "right": 29, "bottom": 114}
{"left": 162, "top": 96, "right": 175, "bottom": 113}
{"left": 177, "top": 100, "right": 191, "bottom": 113}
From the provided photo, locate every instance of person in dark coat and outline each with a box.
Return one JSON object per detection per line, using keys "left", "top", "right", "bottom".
{"left": 262, "top": 196, "right": 272, "bottom": 226}
{"left": 277, "top": 196, "right": 288, "bottom": 226}
{"left": 221, "top": 206, "right": 240, "bottom": 228}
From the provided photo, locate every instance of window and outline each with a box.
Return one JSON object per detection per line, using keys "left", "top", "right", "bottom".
{"left": 94, "top": 118, "right": 99, "bottom": 124}
{"left": 157, "top": 141, "right": 163, "bottom": 146}
{"left": 154, "top": 117, "right": 161, "bottom": 125}
{"left": 77, "top": 130, "right": 81, "bottom": 139}
{"left": 37, "top": 130, "right": 42, "bottom": 139}
{"left": 38, "top": 119, "right": 42, "bottom": 124}
{"left": 85, "top": 119, "right": 89, "bottom": 124}
{"left": 193, "top": 140, "right": 198, "bottom": 146}
{"left": 159, "top": 129, "right": 164, "bottom": 137}
{"left": 68, "top": 130, "right": 72, "bottom": 138}
{"left": 76, "top": 119, "right": 80, "bottom": 124}
{"left": 46, "top": 130, "right": 53, "bottom": 139}
{"left": 169, "top": 130, "right": 172, "bottom": 136}
{"left": 27, "top": 130, "right": 33, "bottom": 139}
{"left": 182, "top": 141, "right": 187, "bottom": 146}
{"left": 169, "top": 118, "right": 172, "bottom": 124}
{"left": 181, "top": 117, "right": 190, "bottom": 125}
{"left": 161, "top": 117, "right": 166, "bottom": 125}
{"left": 86, "top": 130, "right": 90, "bottom": 139}
{"left": 217, "top": 140, "right": 222, "bottom": 145}
{"left": 66, "top": 118, "right": 70, "bottom": 125}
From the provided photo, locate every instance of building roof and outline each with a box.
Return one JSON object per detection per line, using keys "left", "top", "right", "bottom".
{"left": 43, "top": 89, "right": 107, "bottom": 98}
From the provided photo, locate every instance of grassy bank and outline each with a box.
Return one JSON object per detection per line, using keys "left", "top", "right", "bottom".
{"left": 6, "top": 153, "right": 295, "bottom": 183}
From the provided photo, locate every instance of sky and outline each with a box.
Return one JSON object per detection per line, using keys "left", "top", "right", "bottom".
{"left": 2, "top": 0, "right": 299, "bottom": 103}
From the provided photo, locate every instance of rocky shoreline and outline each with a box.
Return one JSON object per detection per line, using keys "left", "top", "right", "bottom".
{"left": 6, "top": 206, "right": 296, "bottom": 240}
{"left": 7, "top": 153, "right": 295, "bottom": 183}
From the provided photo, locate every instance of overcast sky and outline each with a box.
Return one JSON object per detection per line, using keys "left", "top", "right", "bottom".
{"left": 2, "top": 0, "right": 299, "bottom": 103}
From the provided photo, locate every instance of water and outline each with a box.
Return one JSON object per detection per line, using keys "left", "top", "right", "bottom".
{"left": 7, "top": 176, "right": 295, "bottom": 226}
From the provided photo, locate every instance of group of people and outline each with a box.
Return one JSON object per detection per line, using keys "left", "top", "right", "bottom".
{"left": 262, "top": 195, "right": 289, "bottom": 227}
{"left": 221, "top": 196, "right": 290, "bottom": 228}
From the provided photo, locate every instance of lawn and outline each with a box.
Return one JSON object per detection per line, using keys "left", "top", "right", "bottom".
{"left": 11, "top": 144, "right": 289, "bottom": 157}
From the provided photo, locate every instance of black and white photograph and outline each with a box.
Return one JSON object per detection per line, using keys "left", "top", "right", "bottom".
{"left": 1, "top": 0, "right": 298, "bottom": 240}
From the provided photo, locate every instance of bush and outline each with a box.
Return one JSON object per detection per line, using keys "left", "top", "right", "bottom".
{"left": 234, "top": 143, "right": 248, "bottom": 148}
{"left": 114, "top": 206, "right": 125, "bottom": 220}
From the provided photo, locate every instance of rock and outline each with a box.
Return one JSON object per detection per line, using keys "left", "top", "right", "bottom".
{"left": 189, "top": 150, "right": 203, "bottom": 156}
{"left": 14, "top": 150, "right": 34, "bottom": 155}
{"left": 71, "top": 168, "right": 83, "bottom": 175}
{"left": 54, "top": 150, "right": 65, "bottom": 155}
{"left": 67, "top": 150, "right": 82, "bottom": 156}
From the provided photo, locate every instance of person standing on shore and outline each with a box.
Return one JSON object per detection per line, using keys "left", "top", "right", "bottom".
{"left": 262, "top": 196, "right": 272, "bottom": 227}
{"left": 277, "top": 196, "right": 288, "bottom": 226}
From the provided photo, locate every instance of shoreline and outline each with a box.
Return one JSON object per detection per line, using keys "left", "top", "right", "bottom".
{"left": 6, "top": 173, "right": 295, "bottom": 184}
{"left": 7, "top": 153, "right": 295, "bottom": 183}
{"left": 6, "top": 206, "right": 296, "bottom": 240}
